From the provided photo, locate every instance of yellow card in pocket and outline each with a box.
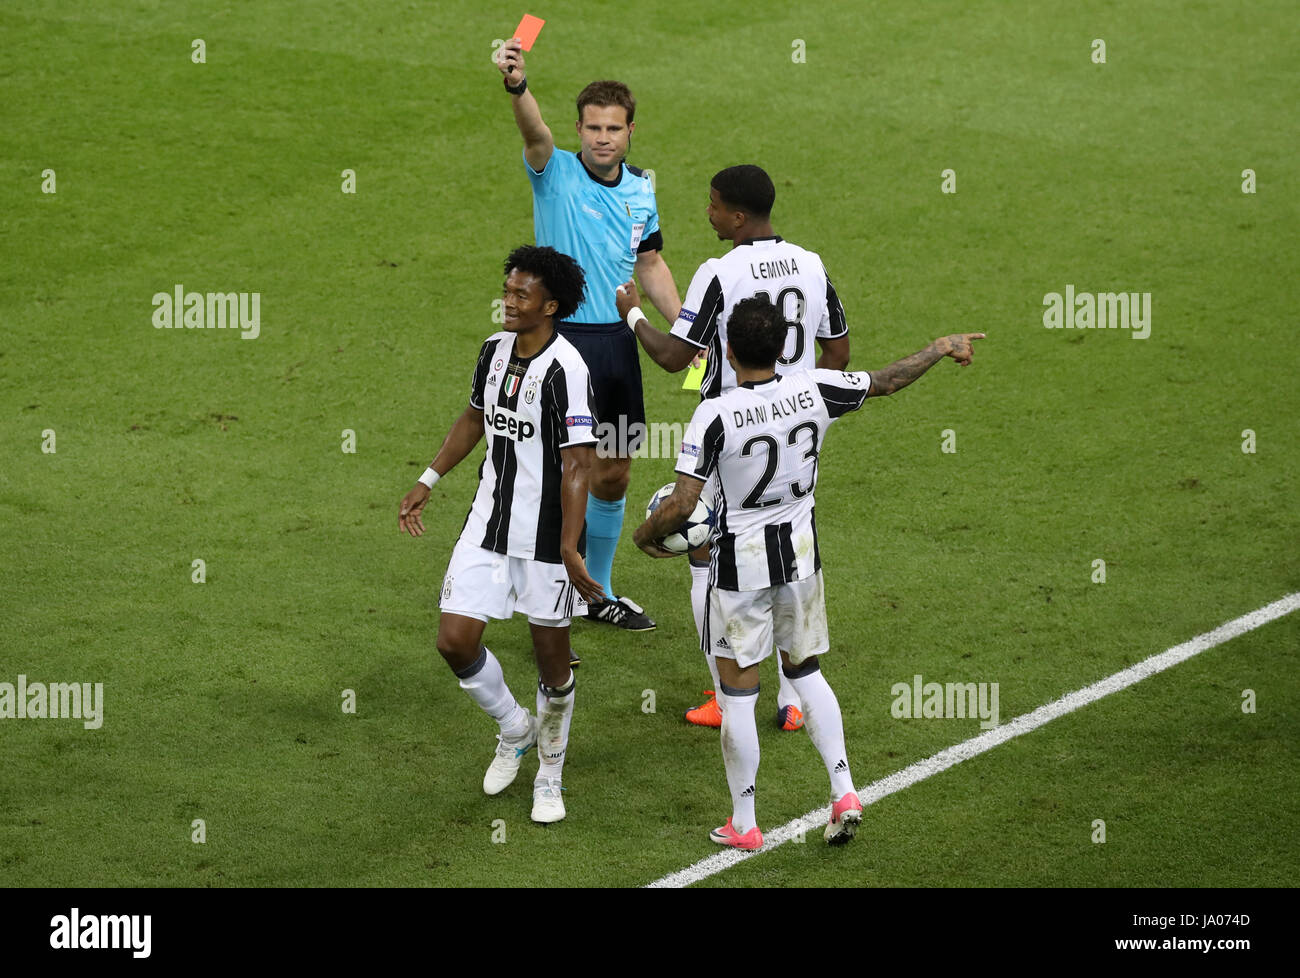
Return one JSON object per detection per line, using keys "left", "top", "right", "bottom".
{"left": 681, "top": 351, "right": 706, "bottom": 391}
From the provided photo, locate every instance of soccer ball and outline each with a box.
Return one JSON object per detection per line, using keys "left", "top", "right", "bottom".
{"left": 645, "top": 482, "right": 715, "bottom": 554}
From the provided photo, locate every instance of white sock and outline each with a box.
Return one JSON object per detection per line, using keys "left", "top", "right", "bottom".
{"left": 456, "top": 647, "right": 528, "bottom": 739}
{"left": 693, "top": 561, "right": 723, "bottom": 711}
{"left": 689, "top": 561, "right": 709, "bottom": 640}
{"left": 776, "top": 661, "right": 802, "bottom": 712}
{"left": 535, "top": 672, "right": 575, "bottom": 780}
{"left": 717, "top": 686, "right": 760, "bottom": 832}
{"left": 788, "top": 664, "right": 854, "bottom": 797}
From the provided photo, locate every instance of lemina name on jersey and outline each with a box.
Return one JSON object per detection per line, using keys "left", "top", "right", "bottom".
{"left": 670, "top": 236, "right": 848, "bottom": 399}
{"left": 675, "top": 368, "right": 871, "bottom": 591}
{"left": 462, "top": 330, "right": 598, "bottom": 563}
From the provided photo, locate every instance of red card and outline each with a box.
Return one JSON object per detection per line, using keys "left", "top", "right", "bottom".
{"left": 513, "top": 14, "right": 545, "bottom": 51}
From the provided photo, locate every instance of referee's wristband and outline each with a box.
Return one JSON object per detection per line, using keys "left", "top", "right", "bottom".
{"left": 417, "top": 467, "right": 440, "bottom": 489}
{"left": 625, "top": 306, "right": 647, "bottom": 330}
{"left": 504, "top": 76, "right": 527, "bottom": 95}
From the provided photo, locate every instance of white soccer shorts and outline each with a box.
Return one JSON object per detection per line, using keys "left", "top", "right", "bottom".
{"left": 439, "top": 541, "right": 587, "bottom": 627}
{"left": 703, "top": 571, "right": 829, "bottom": 668}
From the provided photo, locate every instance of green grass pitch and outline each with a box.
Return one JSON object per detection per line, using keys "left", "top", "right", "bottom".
{"left": 1, "top": 0, "right": 1296, "bottom": 888}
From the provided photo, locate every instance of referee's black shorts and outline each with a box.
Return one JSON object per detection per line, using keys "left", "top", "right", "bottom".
{"left": 555, "top": 321, "right": 646, "bottom": 456}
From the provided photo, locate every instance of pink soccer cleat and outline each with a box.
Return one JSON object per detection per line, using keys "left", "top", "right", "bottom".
{"left": 824, "top": 791, "right": 862, "bottom": 845}
{"left": 709, "top": 817, "right": 764, "bottom": 851}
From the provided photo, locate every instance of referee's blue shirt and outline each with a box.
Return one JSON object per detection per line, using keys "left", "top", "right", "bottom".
{"left": 526, "top": 149, "right": 662, "bottom": 325}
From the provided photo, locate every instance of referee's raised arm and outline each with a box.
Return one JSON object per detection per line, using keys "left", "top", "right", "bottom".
{"left": 497, "top": 37, "right": 554, "bottom": 172}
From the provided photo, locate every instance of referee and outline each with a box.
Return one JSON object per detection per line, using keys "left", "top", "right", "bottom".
{"left": 497, "top": 37, "right": 681, "bottom": 631}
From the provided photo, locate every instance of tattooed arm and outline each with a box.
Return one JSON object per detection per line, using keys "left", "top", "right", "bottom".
{"left": 866, "top": 333, "right": 984, "bottom": 397}
{"left": 634, "top": 474, "right": 704, "bottom": 558}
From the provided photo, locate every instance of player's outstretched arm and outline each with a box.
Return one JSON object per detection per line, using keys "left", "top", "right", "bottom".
{"left": 867, "top": 333, "right": 985, "bottom": 398}
{"left": 496, "top": 37, "right": 553, "bottom": 172}
{"left": 559, "top": 445, "right": 605, "bottom": 602}
{"left": 634, "top": 250, "right": 682, "bottom": 324}
{"left": 633, "top": 474, "right": 704, "bottom": 558}
{"left": 398, "top": 406, "right": 485, "bottom": 537}
{"left": 616, "top": 280, "right": 697, "bottom": 373}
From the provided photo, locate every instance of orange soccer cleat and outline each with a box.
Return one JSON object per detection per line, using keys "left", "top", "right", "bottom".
{"left": 776, "top": 704, "right": 804, "bottom": 732}
{"left": 685, "top": 691, "right": 723, "bottom": 727}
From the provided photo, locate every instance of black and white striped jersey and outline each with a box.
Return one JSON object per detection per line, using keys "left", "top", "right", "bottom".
{"left": 675, "top": 368, "right": 871, "bottom": 591}
{"left": 669, "top": 236, "right": 849, "bottom": 400}
{"left": 460, "top": 330, "right": 597, "bottom": 563}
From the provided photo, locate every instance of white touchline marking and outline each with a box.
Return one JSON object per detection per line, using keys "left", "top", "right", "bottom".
{"left": 646, "top": 591, "right": 1300, "bottom": 888}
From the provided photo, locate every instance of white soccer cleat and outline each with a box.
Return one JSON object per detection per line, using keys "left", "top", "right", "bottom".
{"left": 483, "top": 713, "right": 537, "bottom": 796}
{"left": 531, "top": 777, "right": 566, "bottom": 823}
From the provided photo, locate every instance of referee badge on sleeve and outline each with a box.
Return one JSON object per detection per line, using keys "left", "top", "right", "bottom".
{"left": 629, "top": 222, "right": 645, "bottom": 254}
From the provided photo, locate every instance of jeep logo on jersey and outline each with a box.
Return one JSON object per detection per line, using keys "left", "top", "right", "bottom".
{"left": 485, "top": 404, "right": 536, "bottom": 441}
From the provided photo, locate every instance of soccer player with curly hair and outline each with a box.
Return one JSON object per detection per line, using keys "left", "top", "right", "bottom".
{"left": 399, "top": 245, "right": 604, "bottom": 824}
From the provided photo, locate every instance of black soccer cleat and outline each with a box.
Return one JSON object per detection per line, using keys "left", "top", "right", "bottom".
{"left": 584, "top": 596, "right": 656, "bottom": 631}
